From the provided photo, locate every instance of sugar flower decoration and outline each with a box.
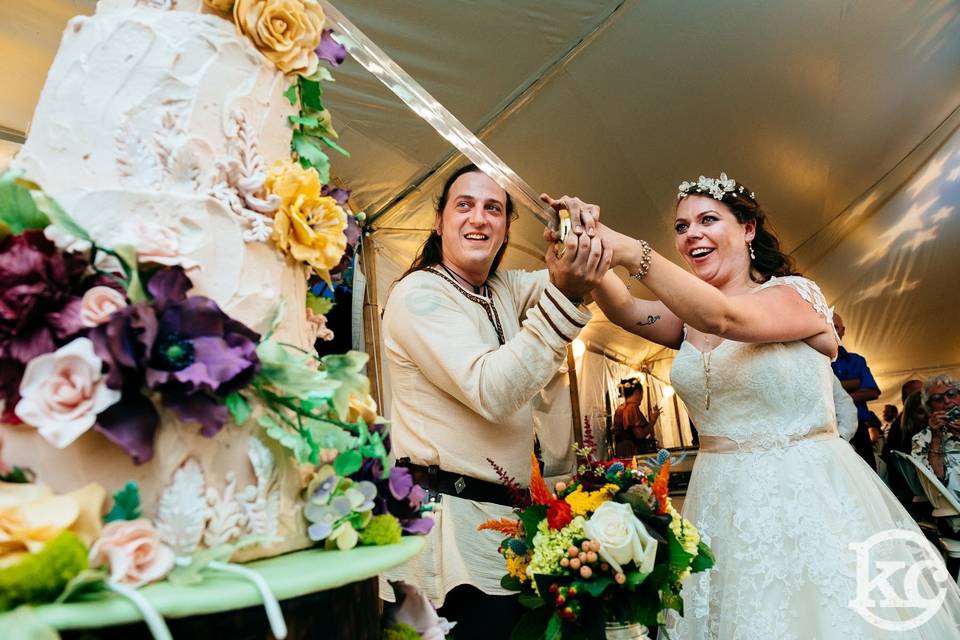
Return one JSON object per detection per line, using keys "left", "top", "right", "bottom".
{"left": 88, "top": 518, "right": 175, "bottom": 588}
{"left": 266, "top": 159, "right": 348, "bottom": 282}
{"left": 0, "top": 230, "right": 112, "bottom": 418}
{"left": 233, "top": 0, "right": 325, "bottom": 76}
{"left": 14, "top": 337, "right": 121, "bottom": 449}
{"left": 89, "top": 268, "right": 261, "bottom": 463}
{"left": 0, "top": 482, "right": 105, "bottom": 559}
{"left": 80, "top": 286, "right": 128, "bottom": 328}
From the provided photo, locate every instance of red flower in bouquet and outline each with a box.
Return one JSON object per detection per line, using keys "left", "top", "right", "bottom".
{"left": 652, "top": 459, "right": 671, "bottom": 514}
{"left": 529, "top": 453, "right": 574, "bottom": 530}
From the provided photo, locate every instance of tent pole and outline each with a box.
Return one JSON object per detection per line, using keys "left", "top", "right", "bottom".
{"left": 566, "top": 344, "right": 583, "bottom": 449}
{"left": 359, "top": 235, "right": 385, "bottom": 411}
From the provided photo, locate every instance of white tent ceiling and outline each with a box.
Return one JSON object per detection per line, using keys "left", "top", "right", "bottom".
{"left": 3, "top": 0, "right": 960, "bottom": 409}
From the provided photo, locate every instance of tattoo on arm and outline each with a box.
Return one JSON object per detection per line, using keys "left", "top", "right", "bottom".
{"left": 637, "top": 314, "right": 660, "bottom": 327}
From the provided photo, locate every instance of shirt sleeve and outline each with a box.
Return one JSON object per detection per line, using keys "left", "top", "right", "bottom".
{"left": 911, "top": 429, "right": 931, "bottom": 457}
{"left": 383, "top": 271, "right": 591, "bottom": 424}
{"left": 852, "top": 354, "right": 880, "bottom": 392}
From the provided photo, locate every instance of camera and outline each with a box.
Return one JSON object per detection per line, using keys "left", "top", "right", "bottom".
{"left": 946, "top": 405, "right": 960, "bottom": 423}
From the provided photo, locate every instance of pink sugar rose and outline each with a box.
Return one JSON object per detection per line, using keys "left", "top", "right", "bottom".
{"left": 80, "top": 286, "right": 128, "bottom": 328}
{"left": 121, "top": 219, "right": 198, "bottom": 270}
{"left": 14, "top": 337, "right": 121, "bottom": 448}
{"left": 88, "top": 518, "right": 175, "bottom": 587}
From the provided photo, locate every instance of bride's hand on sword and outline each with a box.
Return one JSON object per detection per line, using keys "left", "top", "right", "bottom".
{"left": 540, "top": 194, "right": 610, "bottom": 302}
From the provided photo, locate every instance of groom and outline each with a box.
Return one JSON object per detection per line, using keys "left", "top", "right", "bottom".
{"left": 380, "top": 165, "right": 609, "bottom": 639}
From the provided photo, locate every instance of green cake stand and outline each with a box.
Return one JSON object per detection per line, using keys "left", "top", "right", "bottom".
{"left": 4, "top": 536, "right": 424, "bottom": 640}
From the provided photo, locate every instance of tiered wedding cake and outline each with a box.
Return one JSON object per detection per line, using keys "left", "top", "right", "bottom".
{"left": 1, "top": 0, "right": 371, "bottom": 565}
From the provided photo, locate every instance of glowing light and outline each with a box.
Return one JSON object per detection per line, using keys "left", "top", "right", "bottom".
{"left": 572, "top": 339, "right": 586, "bottom": 359}
{"left": 662, "top": 386, "right": 675, "bottom": 399}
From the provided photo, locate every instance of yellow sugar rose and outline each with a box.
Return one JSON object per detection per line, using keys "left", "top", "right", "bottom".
{"left": 203, "top": 0, "right": 235, "bottom": 12}
{"left": 233, "top": 0, "right": 325, "bottom": 76}
{"left": 347, "top": 394, "right": 379, "bottom": 426}
{"left": 0, "top": 482, "right": 105, "bottom": 566}
{"left": 266, "top": 160, "right": 348, "bottom": 281}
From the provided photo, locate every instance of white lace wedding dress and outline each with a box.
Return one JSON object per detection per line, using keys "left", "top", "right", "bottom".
{"left": 665, "top": 276, "right": 960, "bottom": 639}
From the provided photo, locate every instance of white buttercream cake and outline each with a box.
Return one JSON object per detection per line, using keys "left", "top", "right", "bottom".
{"left": 2, "top": 0, "right": 332, "bottom": 561}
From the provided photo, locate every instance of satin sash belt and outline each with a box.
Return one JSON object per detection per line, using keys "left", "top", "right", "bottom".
{"left": 698, "top": 425, "right": 839, "bottom": 454}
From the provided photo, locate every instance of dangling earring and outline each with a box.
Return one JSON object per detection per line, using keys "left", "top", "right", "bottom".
{"left": 748, "top": 241, "right": 756, "bottom": 261}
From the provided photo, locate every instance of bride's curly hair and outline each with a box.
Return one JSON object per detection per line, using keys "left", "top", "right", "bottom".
{"left": 680, "top": 182, "right": 799, "bottom": 282}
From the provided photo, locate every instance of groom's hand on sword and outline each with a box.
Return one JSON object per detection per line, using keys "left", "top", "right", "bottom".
{"left": 541, "top": 194, "right": 610, "bottom": 303}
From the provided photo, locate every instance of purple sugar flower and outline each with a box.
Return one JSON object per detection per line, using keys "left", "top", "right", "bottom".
{"left": 0, "top": 230, "right": 114, "bottom": 417}
{"left": 90, "top": 267, "right": 261, "bottom": 462}
{"left": 315, "top": 29, "right": 346, "bottom": 67}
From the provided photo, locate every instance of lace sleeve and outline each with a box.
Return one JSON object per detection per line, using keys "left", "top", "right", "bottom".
{"left": 758, "top": 276, "right": 841, "bottom": 345}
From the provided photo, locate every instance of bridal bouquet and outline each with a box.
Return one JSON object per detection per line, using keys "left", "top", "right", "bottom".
{"left": 480, "top": 428, "right": 713, "bottom": 639}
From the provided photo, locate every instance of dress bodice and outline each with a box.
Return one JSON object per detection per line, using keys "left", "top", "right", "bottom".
{"left": 669, "top": 276, "right": 839, "bottom": 445}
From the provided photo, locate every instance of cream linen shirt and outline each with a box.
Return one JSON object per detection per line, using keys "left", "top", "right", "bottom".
{"left": 380, "top": 266, "right": 591, "bottom": 604}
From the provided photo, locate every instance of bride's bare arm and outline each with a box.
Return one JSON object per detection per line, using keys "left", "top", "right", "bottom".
{"left": 592, "top": 271, "right": 684, "bottom": 349}
{"left": 608, "top": 228, "right": 835, "bottom": 355}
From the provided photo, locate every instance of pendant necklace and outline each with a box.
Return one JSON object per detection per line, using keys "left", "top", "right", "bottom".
{"left": 701, "top": 335, "right": 713, "bottom": 410}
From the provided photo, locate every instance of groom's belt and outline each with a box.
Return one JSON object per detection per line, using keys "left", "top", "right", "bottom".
{"left": 397, "top": 459, "right": 515, "bottom": 506}
{"left": 698, "top": 425, "right": 839, "bottom": 454}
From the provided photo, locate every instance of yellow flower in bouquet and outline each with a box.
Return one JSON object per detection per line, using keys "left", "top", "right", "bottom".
{"left": 233, "top": 0, "right": 325, "bottom": 76}
{"left": 504, "top": 549, "right": 529, "bottom": 584}
{"left": 667, "top": 503, "right": 700, "bottom": 556}
{"left": 563, "top": 483, "right": 619, "bottom": 517}
{"left": 0, "top": 482, "right": 105, "bottom": 566}
{"left": 267, "top": 159, "right": 348, "bottom": 281}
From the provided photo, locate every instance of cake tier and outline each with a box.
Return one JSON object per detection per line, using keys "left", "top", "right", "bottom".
{"left": 3, "top": 0, "right": 325, "bottom": 562}
{"left": 13, "top": 0, "right": 309, "bottom": 346}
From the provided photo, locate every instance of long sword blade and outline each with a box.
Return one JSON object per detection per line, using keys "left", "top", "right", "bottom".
{"left": 319, "top": 0, "right": 560, "bottom": 230}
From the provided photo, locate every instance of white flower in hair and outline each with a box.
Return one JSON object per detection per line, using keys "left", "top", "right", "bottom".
{"left": 677, "top": 172, "right": 749, "bottom": 201}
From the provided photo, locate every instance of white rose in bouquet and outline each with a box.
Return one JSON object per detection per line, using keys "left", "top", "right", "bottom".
{"left": 583, "top": 501, "right": 658, "bottom": 575}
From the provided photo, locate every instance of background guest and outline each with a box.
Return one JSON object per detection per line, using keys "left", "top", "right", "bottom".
{"left": 831, "top": 312, "right": 881, "bottom": 470}
{"left": 882, "top": 403, "right": 899, "bottom": 437}
{"left": 612, "top": 378, "right": 660, "bottom": 457}
{"left": 911, "top": 375, "right": 960, "bottom": 500}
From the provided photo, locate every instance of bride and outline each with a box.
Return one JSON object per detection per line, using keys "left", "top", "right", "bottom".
{"left": 542, "top": 175, "right": 960, "bottom": 638}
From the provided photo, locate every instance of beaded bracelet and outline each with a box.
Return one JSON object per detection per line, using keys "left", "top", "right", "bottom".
{"left": 630, "top": 239, "right": 653, "bottom": 280}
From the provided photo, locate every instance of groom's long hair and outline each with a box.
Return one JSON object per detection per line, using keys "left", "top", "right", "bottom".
{"left": 400, "top": 164, "right": 516, "bottom": 280}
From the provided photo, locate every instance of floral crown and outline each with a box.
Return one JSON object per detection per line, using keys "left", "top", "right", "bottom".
{"left": 677, "top": 172, "right": 754, "bottom": 201}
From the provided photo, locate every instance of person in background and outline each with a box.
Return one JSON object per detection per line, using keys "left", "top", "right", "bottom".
{"left": 885, "top": 379, "right": 923, "bottom": 445}
{"left": 865, "top": 410, "right": 886, "bottom": 478}
{"left": 882, "top": 404, "right": 898, "bottom": 437}
{"left": 882, "top": 391, "right": 929, "bottom": 506}
{"left": 911, "top": 375, "right": 960, "bottom": 500}
{"left": 831, "top": 312, "right": 880, "bottom": 471}
{"left": 612, "top": 378, "right": 661, "bottom": 457}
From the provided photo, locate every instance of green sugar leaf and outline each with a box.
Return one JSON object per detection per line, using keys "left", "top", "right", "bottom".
{"left": 226, "top": 391, "right": 252, "bottom": 425}
{"left": 333, "top": 449, "right": 363, "bottom": 476}
{"left": 104, "top": 481, "right": 141, "bottom": 523}
{"left": 292, "top": 131, "right": 330, "bottom": 183}
{"left": 298, "top": 76, "right": 324, "bottom": 112}
{"left": 288, "top": 115, "right": 320, "bottom": 129}
{"left": 306, "top": 291, "right": 335, "bottom": 315}
{"left": 321, "top": 135, "right": 350, "bottom": 157}
{"left": 0, "top": 171, "right": 49, "bottom": 235}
